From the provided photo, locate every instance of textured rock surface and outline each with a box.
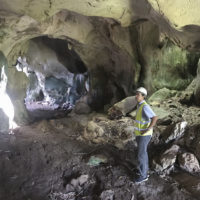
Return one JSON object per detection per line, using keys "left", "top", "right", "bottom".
{"left": 148, "top": 87, "right": 177, "bottom": 103}
{"left": 153, "top": 145, "right": 180, "bottom": 172}
{"left": 0, "top": 108, "right": 9, "bottom": 132}
{"left": 195, "top": 60, "right": 200, "bottom": 105}
{"left": 108, "top": 96, "right": 137, "bottom": 119}
{"left": 178, "top": 152, "right": 200, "bottom": 173}
{"left": 162, "top": 121, "right": 187, "bottom": 143}
{"left": 148, "top": 0, "right": 200, "bottom": 28}
{"left": 82, "top": 115, "right": 135, "bottom": 148}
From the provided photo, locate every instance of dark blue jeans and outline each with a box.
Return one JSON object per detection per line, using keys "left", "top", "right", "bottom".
{"left": 136, "top": 135, "right": 151, "bottom": 178}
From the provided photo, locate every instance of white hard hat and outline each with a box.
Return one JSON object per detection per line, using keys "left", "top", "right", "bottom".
{"left": 136, "top": 87, "right": 147, "bottom": 96}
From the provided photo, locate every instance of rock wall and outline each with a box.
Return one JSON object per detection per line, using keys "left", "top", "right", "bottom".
{"left": 195, "top": 60, "right": 200, "bottom": 105}
{"left": 0, "top": 51, "right": 29, "bottom": 126}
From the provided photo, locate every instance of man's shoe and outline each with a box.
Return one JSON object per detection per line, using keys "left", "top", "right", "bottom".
{"left": 135, "top": 176, "right": 148, "bottom": 184}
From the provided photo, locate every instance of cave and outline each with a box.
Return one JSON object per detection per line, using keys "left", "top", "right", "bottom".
{"left": 1, "top": 1, "right": 200, "bottom": 200}
{"left": 13, "top": 36, "right": 90, "bottom": 121}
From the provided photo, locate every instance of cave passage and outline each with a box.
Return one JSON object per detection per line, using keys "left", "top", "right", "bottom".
{"left": 15, "top": 37, "right": 89, "bottom": 121}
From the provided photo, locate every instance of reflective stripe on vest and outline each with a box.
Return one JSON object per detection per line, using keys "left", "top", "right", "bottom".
{"left": 134, "top": 101, "right": 153, "bottom": 136}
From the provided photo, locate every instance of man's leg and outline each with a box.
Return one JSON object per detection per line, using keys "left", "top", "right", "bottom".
{"left": 136, "top": 135, "right": 151, "bottom": 178}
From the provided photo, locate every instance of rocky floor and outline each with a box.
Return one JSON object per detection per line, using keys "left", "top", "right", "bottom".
{"left": 25, "top": 101, "right": 72, "bottom": 121}
{"left": 0, "top": 110, "right": 199, "bottom": 200}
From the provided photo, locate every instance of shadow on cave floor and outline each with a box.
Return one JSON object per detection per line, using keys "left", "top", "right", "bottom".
{"left": 26, "top": 101, "right": 72, "bottom": 121}
{"left": 0, "top": 118, "right": 198, "bottom": 200}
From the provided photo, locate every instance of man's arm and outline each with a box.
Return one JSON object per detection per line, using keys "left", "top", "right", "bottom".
{"left": 141, "top": 116, "right": 158, "bottom": 135}
{"left": 148, "top": 116, "right": 158, "bottom": 130}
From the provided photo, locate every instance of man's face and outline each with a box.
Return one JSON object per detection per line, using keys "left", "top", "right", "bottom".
{"left": 135, "top": 92, "right": 144, "bottom": 103}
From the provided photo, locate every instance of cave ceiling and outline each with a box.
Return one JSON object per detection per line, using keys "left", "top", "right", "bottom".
{"left": 0, "top": 0, "right": 200, "bottom": 59}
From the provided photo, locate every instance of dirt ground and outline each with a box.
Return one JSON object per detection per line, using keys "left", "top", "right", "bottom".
{"left": 0, "top": 115, "right": 198, "bottom": 200}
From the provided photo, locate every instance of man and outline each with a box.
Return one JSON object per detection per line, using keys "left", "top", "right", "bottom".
{"left": 134, "top": 87, "right": 158, "bottom": 183}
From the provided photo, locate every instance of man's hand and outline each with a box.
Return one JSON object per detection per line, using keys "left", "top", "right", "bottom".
{"left": 140, "top": 116, "right": 158, "bottom": 135}
{"left": 140, "top": 127, "right": 152, "bottom": 135}
{"left": 140, "top": 130, "right": 147, "bottom": 135}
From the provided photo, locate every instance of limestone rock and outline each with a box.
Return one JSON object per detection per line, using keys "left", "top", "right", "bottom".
{"left": 83, "top": 116, "right": 135, "bottom": 146}
{"left": 100, "top": 190, "right": 114, "bottom": 200}
{"left": 194, "top": 60, "right": 200, "bottom": 106}
{"left": 108, "top": 96, "right": 137, "bottom": 119}
{"left": 153, "top": 145, "right": 180, "bottom": 172}
{"left": 78, "top": 174, "right": 89, "bottom": 186}
{"left": 84, "top": 121, "right": 105, "bottom": 141}
{"left": 178, "top": 79, "right": 196, "bottom": 105}
{"left": 179, "top": 90, "right": 195, "bottom": 106}
{"left": 178, "top": 152, "right": 200, "bottom": 173}
{"left": 65, "top": 184, "right": 75, "bottom": 193}
{"left": 74, "top": 102, "right": 91, "bottom": 114}
{"left": 70, "top": 174, "right": 89, "bottom": 187}
{"left": 149, "top": 88, "right": 177, "bottom": 103}
{"left": 87, "top": 154, "right": 108, "bottom": 166}
{"left": 49, "top": 192, "right": 76, "bottom": 200}
{"left": 182, "top": 106, "right": 200, "bottom": 125}
{"left": 184, "top": 124, "right": 200, "bottom": 160}
{"left": 162, "top": 121, "right": 187, "bottom": 143}
{"left": 151, "top": 106, "right": 171, "bottom": 125}
{"left": 107, "top": 106, "right": 123, "bottom": 120}
{"left": 194, "top": 136, "right": 200, "bottom": 161}
{"left": 148, "top": 0, "right": 200, "bottom": 29}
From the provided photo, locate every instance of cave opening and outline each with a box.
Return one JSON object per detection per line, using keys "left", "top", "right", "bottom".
{"left": 14, "top": 36, "right": 89, "bottom": 121}
{"left": 0, "top": 64, "right": 18, "bottom": 131}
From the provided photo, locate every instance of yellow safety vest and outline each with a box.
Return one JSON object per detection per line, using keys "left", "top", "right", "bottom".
{"left": 134, "top": 101, "right": 153, "bottom": 136}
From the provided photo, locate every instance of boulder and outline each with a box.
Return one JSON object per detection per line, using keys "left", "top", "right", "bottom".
{"left": 108, "top": 96, "right": 137, "bottom": 119}
{"left": 74, "top": 102, "right": 91, "bottom": 114}
{"left": 100, "top": 190, "right": 114, "bottom": 200}
{"left": 153, "top": 145, "right": 180, "bottom": 172}
{"left": 184, "top": 124, "right": 200, "bottom": 160}
{"left": 151, "top": 106, "right": 171, "bottom": 125}
{"left": 161, "top": 121, "right": 187, "bottom": 143}
{"left": 148, "top": 88, "right": 177, "bottom": 104}
{"left": 49, "top": 192, "right": 76, "bottom": 200}
{"left": 87, "top": 154, "right": 108, "bottom": 166}
{"left": 178, "top": 152, "right": 200, "bottom": 173}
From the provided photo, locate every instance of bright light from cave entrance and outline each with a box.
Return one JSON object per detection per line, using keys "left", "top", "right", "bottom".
{"left": 0, "top": 66, "right": 18, "bottom": 131}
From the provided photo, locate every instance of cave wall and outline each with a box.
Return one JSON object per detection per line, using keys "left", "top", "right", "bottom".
{"left": 0, "top": 51, "right": 29, "bottom": 126}
{"left": 6, "top": 66, "right": 29, "bottom": 125}
{"left": 0, "top": 52, "right": 9, "bottom": 132}
{"left": 195, "top": 60, "right": 200, "bottom": 106}
{"left": 129, "top": 21, "right": 199, "bottom": 92}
